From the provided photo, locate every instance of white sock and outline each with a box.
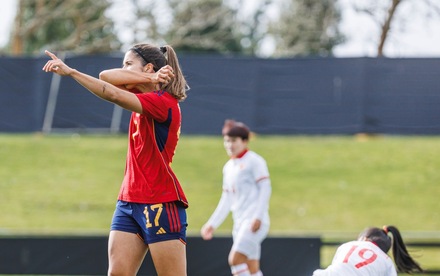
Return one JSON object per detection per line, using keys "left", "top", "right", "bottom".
{"left": 231, "top": 263, "right": 251, "bottom": 276}
{"left": 251, "top": 271, "right": 263, "bottom": 276}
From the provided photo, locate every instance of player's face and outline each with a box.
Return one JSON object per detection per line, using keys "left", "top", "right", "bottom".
{"left": 223, "top": 135, "right": 248, "bottom": 158}
{"left": 122, "top": 51, "right": 146, "bottom": 72}
{"left": 122, "top": 51, "right": 154, "bottom": 91}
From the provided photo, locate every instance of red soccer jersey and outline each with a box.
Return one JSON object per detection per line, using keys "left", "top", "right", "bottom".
{"left": 118, "top": 90, "right": 188, "bottom": 207}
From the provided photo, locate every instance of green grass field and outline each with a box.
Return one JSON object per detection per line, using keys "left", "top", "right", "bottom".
{"left": 1, "top": 133, "right": 439, "bottom": 273}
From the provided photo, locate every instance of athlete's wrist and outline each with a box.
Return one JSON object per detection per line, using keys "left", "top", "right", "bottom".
{"left": 68, "top": 68, "right": 79, "bottom": 77}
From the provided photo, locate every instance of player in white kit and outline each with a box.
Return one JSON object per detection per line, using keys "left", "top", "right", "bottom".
{"left": 313, "top": 225, "right": 423, "bottom": 276}
{"left": 201, "top": 119, "right": 272, "bottom": 276}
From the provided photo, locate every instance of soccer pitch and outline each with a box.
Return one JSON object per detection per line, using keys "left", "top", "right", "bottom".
{"left": 0, "top": 133, "right": 439, "bottom": 272}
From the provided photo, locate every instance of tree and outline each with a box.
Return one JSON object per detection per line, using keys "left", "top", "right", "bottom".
{"left": 116, "top": 0, "right": 244, "bottom": 55}
{"left": 269, "top": 0, "right": 345, "bottom": 57}
{"left": 226, "top": 0, "right": 274, "bottom": 56}
{"left": 9, "top": 0, "right": 120, "bottom": 56}
{"left": 165, "top": 0, "right": 243, "bottom": 54}
{"left": 115, "top": 0, "right": 164, "bottom": 48}
{"left": 353, "top": 0, "right": 440, "bottom": 57}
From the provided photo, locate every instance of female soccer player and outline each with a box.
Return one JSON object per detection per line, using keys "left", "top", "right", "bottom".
{"left": 43, "top": 43, "right": 189, "bottom": 276}
{"left": 313, "top": 225, "right": 423, "bottom": 275}
{"left": 201, "top": 119, "right": 272, "bottom": 276}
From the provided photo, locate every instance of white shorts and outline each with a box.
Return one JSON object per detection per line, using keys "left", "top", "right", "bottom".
{"left": 232, "top": 220, "right": 269, "bottom": 260}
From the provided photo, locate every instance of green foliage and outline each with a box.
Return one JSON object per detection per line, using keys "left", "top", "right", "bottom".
{"left": 165, "top": 0, "right": 243, "bottom": 54}
{"left": 130, "top": 0, "right": 344, "bottom": 57}
{"left": 4, "top": 0, "right": 345, "bottom": 57}
{"left": 9, "top": 0, "right": 120, "bottom": 55}
{"left": 270, "top": 0, "right": 345, "bottom": 57}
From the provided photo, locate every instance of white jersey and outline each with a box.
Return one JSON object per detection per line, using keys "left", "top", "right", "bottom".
{"left": 206, "top": 150, "right": 271, "bottom": 230}
{"left": 313, "top": 241, "right": 397, "bottom": 276}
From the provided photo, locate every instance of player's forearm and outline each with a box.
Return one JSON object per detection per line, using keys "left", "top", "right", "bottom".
{"left": 99, "top": 68, "right": 157, "bottom": 86}
{"left": 70, "top": 69, "right": 123, "bottom": 103}
{"left": 207, "top": 192, "right": 232, "bottom": 228}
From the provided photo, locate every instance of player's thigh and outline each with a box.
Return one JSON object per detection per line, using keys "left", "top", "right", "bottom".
{"left": 231, "top": 221, "right": 269, "bottom": 261}
{"left": 148, "top": 239, "right": 187, "bottom": 276}
{"left": 228, "top": 250, "right": 248, "bottom": 265}
{"left": 108, "top": 230, "right": 149, "bottom": 276}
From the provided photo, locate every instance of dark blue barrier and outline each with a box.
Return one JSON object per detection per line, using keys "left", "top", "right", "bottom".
{"left": 0, "top": 235, "right": 321, "bottom": 275}
{"left": 1, "top": 55, "right": 440, "bottom": 135}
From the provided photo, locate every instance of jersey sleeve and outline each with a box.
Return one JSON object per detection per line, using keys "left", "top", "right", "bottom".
{"left": 252, "top": 154, "right": 270, "bottom": 182}
{"left": 135, "top": 91, "right": 169, "bottom": 122}
{"left": 206, "top": 190, "right": 232, "bottom": 229}
{"left": 250, "top": 154, "right": 271, "bottom": 221}
{"left": 252, "top": 177, "right": 271, "bottom": 221}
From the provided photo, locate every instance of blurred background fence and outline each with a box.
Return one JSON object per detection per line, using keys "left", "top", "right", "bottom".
{"left": 1, "top": 55, "right": 440, "bottom": 135}
{"left": 0, "top": 235, "right": 320, "bottom": 275}
{"left": 2, "top": 235, "right": 439, "bottom": 274}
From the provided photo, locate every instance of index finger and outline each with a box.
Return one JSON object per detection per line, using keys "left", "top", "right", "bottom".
{"left": 45, "top": 50, "right": 58, "bottom": 60}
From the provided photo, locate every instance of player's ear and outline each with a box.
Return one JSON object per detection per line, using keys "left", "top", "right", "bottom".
{"left": 144, "top": 63, "right": 154, "bottom": 73}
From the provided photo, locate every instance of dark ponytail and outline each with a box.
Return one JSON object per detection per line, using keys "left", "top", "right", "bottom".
{"left": 130, "top": 43, "right": 188, "bottom": 101}
{"left": 361, "top": 226, "right": 423, "bottom": 273}
{"left": 386, "top": 225, "right": 424, "bottom": 273}
{"left": 160, "top": 45, "right": 188, "bottom": 101}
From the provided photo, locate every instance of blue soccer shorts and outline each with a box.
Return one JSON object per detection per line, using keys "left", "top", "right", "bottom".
{"left": 111, "top": 200, "right": 187, "bottom": 244}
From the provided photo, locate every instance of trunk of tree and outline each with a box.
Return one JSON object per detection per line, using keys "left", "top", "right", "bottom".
{"left": 10, "top": 0, "right": 25, "bottom": 55}
{"left": 377, "top": 0, "right": 402, "bottom": 57}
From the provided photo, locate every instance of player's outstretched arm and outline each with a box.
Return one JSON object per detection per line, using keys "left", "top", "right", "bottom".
{"left": 42, "top": 50, "right": 143, "bottom": 114}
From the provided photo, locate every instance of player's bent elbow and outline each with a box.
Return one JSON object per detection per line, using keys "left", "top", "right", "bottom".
{"left": 99, "top": 70, "right": 111, "bottom": 82}
{"left": 107, "top": 89, "right": 141, "bottom": 113}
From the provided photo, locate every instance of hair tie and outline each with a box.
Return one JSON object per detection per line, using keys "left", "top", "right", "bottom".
{"left": 160, "top": 46, "right": 167, "bottom": 54}
{"left": 383, "top": 225, "right": 389, "bottom": 234}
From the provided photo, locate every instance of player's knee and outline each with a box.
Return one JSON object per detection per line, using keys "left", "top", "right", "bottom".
{"left": 230, "top": 263, "right": 251, "bottom": 276}
{"left": 107, "top": 267, "right": 121, "bottom": 276}
{"left": 108, "top": 265, "right": 134, "bottom": 276}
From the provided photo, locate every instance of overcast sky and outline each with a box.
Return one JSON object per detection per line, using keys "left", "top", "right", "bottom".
{"left": 2, "top": 0, "right": 440, "bottom": 57}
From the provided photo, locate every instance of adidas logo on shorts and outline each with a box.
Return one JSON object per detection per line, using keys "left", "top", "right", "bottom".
{"left": 156, "top": 227, "right": 167, "bottom": 234}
